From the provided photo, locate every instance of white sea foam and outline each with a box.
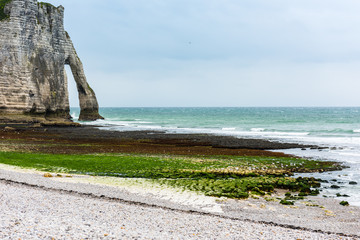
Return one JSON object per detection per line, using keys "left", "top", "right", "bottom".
{"left": 353, "top": 129, "right": 360, "bottom": 133}
{"left": 88, "top": 120, "right": 357, "bottom": 150}
{"left": 250, "top": 128, "right": 265, "bottom": 132}
{"left": 71, "top": 112, "right": 78, "bottom": 120}
{"left": 222, "top": 128, "right": 236, "bottom": 131}
{"left": 337, "top": 152, "right": 360, "bottom": 158}
{"left": 86, "top": 120, "right": 129, "bottom": 127}
{"left": 231, "top": 130, "right": 309, "bottom": 138}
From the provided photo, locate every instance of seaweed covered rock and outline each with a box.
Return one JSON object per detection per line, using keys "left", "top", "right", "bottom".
{"left": 0, "top": 0, "right": 103, "bottom": 122}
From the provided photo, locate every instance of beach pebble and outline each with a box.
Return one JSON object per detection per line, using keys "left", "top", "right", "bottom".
{"left": 43, "top": 173, "right": 53, "bottom": 178}
{"left": 4, "top": 126, "right": 16, "bottom": 131}
{"left": 0, "top": 181, "right": 354, "bottom": 240}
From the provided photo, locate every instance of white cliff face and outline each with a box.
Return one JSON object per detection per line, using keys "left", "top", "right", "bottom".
{"left": 0, "top": 0, "right": 103, "bottom": 121}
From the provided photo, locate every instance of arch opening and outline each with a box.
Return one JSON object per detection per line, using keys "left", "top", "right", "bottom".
{"left": 65, "top": 65, "right": 80, "bottom": 119}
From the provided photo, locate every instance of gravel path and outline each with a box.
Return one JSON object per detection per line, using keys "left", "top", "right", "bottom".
{"left": 0, "top": 181, "right": 355, "bottom": 240}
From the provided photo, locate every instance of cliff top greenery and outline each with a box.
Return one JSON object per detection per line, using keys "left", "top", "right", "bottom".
{"left": 38, "top": 2, "right": 56, "bottom": 9}
{"left": 0, "top": 0, "right": 12, "bottom": 21}
{"left": 1, "top": 1, "right": 60, "bottom": 21}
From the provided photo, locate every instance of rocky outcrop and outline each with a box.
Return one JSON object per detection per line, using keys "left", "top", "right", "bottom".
{"left": 0, "top": 0, "right": 103, "bottom": 122}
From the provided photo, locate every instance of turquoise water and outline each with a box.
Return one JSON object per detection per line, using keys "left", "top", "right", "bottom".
{"left": 72, "top": 107, "right": 360, "bottom": 137}
{"left": 71, "top": 107, "right": 360, "bottom": 205}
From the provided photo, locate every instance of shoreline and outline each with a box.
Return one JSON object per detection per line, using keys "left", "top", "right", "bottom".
{"left": 0, "top": 123, "right": 323, "bottom": 153}
{"left": 1, "top": 124, "right": 359, "bottom": 238}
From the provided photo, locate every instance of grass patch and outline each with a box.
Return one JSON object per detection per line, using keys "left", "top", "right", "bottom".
{"left": 0, "top": 151, "right": 334, "bottom": 200}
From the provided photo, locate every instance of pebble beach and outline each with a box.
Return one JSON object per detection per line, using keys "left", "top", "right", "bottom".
{"left": 1, "top": 165, "right": 359, "bottom": 240}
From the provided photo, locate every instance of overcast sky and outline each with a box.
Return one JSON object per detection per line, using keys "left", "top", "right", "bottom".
{"left": 49, "top": 0, "right": 360, "bottom": 107}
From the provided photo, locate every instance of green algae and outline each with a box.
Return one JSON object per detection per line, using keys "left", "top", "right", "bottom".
{"left": 155, "top": 176, "right": 320, "bottom": 199}
{"left": 0, "top": 152, "right": 340, "bottom": 179}
{"left": 280, "top": 199, "right": 295, "bottom": 205}
{"left": 87, "top": 83, "right": 95, "bottom": 95}
{"left": 0, "top": 0, "right": 12, "bottom": 21}
{"left": 0, "top": 151, "right": 340, "bottom": 201}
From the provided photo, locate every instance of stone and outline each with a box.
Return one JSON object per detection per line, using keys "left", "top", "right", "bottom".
{"left": 0, "top": 0, "right": 103, "bottom": 122}
{"left": 4, "top": 126, "right": 15, "bottom": 131}
{"left": 41, "top": 121, "right": 81, "bottom": 127}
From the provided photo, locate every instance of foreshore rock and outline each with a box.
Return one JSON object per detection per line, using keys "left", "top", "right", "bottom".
{"left": 0, "top": 0, "right": 103, "bottom": 123}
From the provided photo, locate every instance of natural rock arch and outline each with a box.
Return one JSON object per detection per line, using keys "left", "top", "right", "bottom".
{"left": 0, "top": 0, "right": 103, "bottom": 122}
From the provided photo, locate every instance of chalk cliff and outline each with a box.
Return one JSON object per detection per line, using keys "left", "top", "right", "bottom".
{"left": 0, "top": 0, "right": 103, "bottom": 122}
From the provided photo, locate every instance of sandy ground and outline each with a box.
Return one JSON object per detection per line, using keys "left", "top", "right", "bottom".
{"left": 0, "top": 165, "right": 359, "bottom": 240}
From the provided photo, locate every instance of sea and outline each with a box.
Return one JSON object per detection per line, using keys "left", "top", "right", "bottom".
{"left": 71, "top": 107, "right": 360, "bottom": 206}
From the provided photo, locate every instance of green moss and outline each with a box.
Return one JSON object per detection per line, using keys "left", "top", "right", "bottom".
{"left": 0, "top": 151, "right": 333, "bottom": 201}
{"left": 298, "top": 192, "right": 308, "bottom": 197}
{"left": 264, "top": 197, "right": 276, "bottom": 202}
{"left": 37, "top": 2, "right": 56, "bottom": 9}
{"left": 340, "top": 201, "right": 349, "bottom": 206}
{"left": 284, "top": 195, "right": 305, "bottom": 200}
{"left": 87, "top": 83, "right": 95, "bottom": 95}
{"left": 0, "top": 0, "right": 12, "bottom": 21}
{"left": 280, "top": 199, "right": 295, "bottom": 205}
{"left": 155, "top": 176, "right": 320, "bottom": 200}
{"left": 336, "top": 193, "right": 350, "bottom": 197}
